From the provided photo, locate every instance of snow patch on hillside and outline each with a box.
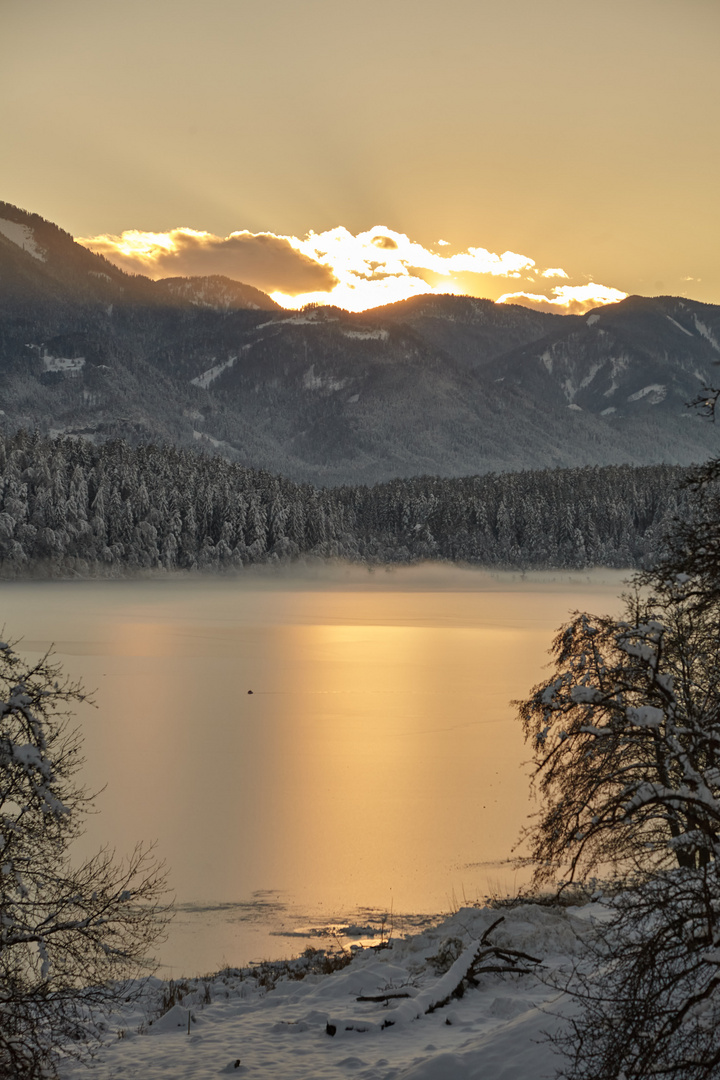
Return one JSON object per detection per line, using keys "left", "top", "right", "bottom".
{"left": 191, "top": 347, "right": 249, "bottom": 389}
{"left": 286, "top": 314, "right": 338, "bottom": 327}
{"left": 303, "top": 366, "right": 348, "bottom": 392}
{"left": 627, "top": 383, "right": 667, "bottom": 404}
{"left": 0, "top": 218, "right": 47, "bottom": 261}
{"left": 253, "top": 314, "right": 337, "bottom": 333}
{"left": 603, "top": 355, "right": 630, "bottom": 398}
{"left": 562, "top": 362, "right": 603, "bottom": 403}
{"left": 40, "top": 350, "right": 85, "bottom": 376}
{"left": 693, "top": 316, "right": 720, "bottom": 352}
{"left": 192, "top": 430, "right": 237, "bottom": 454}
{"left": 342, "top": 329, "right": 389, "bottom": 341}
{"left": 666, "top": 315, "right": 694, "bottom": 337}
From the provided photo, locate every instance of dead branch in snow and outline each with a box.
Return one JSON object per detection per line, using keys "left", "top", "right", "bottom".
{"left": 426, "top": 917, "right": 542, "bottom": 1013}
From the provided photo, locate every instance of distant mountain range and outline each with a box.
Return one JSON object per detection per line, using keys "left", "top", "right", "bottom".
{"left": 1, "top": 200, "right": 719, "bottom": 485}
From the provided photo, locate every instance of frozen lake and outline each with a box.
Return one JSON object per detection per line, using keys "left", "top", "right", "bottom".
{"left": 0, "top": 565, "right": 626, "bottom": 976}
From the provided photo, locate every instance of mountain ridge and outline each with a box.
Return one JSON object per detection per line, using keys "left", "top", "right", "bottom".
{"left": 1, "top": 200, "right": 718, "bottom": 484}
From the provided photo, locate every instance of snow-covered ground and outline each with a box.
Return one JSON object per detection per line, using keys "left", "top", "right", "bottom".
{"left": 59, "top": 901, "right": 596, "bottom": 1079}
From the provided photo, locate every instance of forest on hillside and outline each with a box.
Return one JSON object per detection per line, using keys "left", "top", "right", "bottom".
{"left": 0, "top": 431, "right": 691, "bottom": 576}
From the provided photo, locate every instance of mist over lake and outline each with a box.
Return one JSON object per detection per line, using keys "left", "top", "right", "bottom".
{"left": 0, "top": 566, "right": 626, "bottom": 975}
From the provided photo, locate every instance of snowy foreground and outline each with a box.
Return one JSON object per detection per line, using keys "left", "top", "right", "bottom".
{"left": 59, "top": 902, "right": 598, "bottom": 1080}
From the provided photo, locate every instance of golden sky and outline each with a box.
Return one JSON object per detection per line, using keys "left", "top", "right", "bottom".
{"left": 2, "top": 0, "right": 719, "bottom": 312}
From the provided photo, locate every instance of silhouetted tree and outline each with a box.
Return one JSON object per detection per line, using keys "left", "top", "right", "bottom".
{"left": 0, "top": 641, "right": 168, "bottom": 1079}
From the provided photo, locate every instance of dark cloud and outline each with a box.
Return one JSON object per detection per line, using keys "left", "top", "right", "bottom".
{"left": 83, "top": 230, "right": 338, "bottom": 295}
{"left": 155, "top": 232, "right": 337, "bottom": 294}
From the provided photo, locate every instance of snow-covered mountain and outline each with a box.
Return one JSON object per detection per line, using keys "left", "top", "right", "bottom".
{"left": 1, "top": 201, "right": 719, "bottom": 483}
{"left": 489, "top": 294, "right": 720, "bottom": 419}
{"left": 153, "top": 275, "right": 279, "bottom": 312}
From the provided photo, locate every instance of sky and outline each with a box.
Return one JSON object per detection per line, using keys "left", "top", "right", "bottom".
{"left": 2, "top": 0, "right": 719, "bottom": 313}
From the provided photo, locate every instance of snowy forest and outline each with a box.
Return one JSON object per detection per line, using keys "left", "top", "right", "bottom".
{"left": 0, "top": 430, "right": 691, "bottom": 575}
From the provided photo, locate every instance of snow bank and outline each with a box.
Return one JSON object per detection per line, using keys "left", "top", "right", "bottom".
{"left": 58, "top": 902, "right": 593, "bottom": 1079}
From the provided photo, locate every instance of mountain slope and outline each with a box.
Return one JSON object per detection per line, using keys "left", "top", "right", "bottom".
{"left": 152, "top": 275, "right": 279, "bottom": 311}
{"left": 0, "top": 202, "right": 159, "bottom": 309}
{"left": 376, "top": 292, "right": 572, "bottom": 369}
{"left": 0, "top": 201, "right": 718, "bottom": 484}
{"left": 489, "top": 294, "right": 720, "bottom": 417}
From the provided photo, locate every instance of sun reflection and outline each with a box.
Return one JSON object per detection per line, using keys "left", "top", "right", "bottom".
{"left": 0, "top": 575, "right": 627, "bottom": 971}
{"left": 251, "top": 617, "right": 535, "bottom": 913}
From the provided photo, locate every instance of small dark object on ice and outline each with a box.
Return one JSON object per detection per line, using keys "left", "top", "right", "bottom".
{"left": 326, "top": 1023, "right": 337, "bottom": 1036}
{"left": 247, "top": 690, "right": 253, "bottom": 695}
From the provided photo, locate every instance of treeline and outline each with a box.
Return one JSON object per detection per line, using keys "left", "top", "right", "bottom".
{"left": 0, "top": 430, "right": 691, "bottom": 575}
{"left": 339, "top": 466, "right": 687, "bottom": 568}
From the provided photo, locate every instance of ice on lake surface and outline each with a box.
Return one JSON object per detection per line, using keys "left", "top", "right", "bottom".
{"left": 0, "top": 564, "right": 626, "bottom": 976}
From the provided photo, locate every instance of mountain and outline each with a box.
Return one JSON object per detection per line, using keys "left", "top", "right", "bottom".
{"left": 376, "top": 292, "right": 569, "bottom": 369}
{"left": 490, "top": 294, "right": 720, "bottom": 416}
{"left": 0, "top": 202, "right": 277, "bottom": 312}
{"left": 0, "top": 202, "right": 160, "bottom": 309}
{"left": 152, "top": 276, "right": 279, "bottom": 312}
{"left": 0, "top": 201, "right": 719, "bottom": 484}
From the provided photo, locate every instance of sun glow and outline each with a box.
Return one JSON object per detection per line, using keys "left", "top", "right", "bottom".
{"left": 106, "top": 228, "right": 206, "bottom": 260}
{"left": 79, "top": 225, "right": 627, "bottom": 315}
{"left": 273, "top": 226, "right": 538, "bottom": 312}
{"left": 270, "top": 277, "right": 440, "bottom": 313}
{"left": 497, "top": 282, "right": 628, "bottom": 315}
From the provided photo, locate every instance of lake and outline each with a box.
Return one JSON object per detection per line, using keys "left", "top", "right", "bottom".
{"left": 0, "top": 565, "right": 626, "bottom": 976}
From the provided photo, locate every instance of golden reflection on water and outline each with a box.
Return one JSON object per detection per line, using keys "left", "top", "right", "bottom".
{"left": 0, "top": 571, "right": 626, "bottom": 970}
{"left": 261, "top": 621, "right": 540, "bottom": 908}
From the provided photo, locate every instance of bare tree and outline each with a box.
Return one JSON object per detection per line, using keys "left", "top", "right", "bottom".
{"left": 517, "top": 562, "right": 720, "bottom": 1077}
{"left": 554, "top": 865, "right": 720, "bottom": 1080}
{"left": 518, "top": 589, "right": 720, "bottom": 888}
{"left": 0, "top": 640, "right": 168, "bottom": 1079}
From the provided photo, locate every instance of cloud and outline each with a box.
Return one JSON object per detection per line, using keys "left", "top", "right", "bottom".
{"left": 274, "top": 225, "right": 540, "bottom": 310}
{"left": 497, "top": 283, "right": 628, "bottom": 316}
{"left": 80, "top": 223, "right": 546, "bottom": 312}
{"left": 79, "top": 228, "right": 337, "bottom": 295}
{"left": 78, "top": 223, "right": 625, "bottom": 315}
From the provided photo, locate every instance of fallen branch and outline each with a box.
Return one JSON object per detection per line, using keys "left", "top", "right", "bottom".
{"left": 356, "top": 991, "right": 413, "bottom": 1002}
{"left": 328, "top": 917, "right": 543, "bottom": 1035}
{"left": 427, "top": 918, "right": 541, "bottom": 1013}
{"left": 380, "top": 917, "right": 543, "bottom": 1027}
